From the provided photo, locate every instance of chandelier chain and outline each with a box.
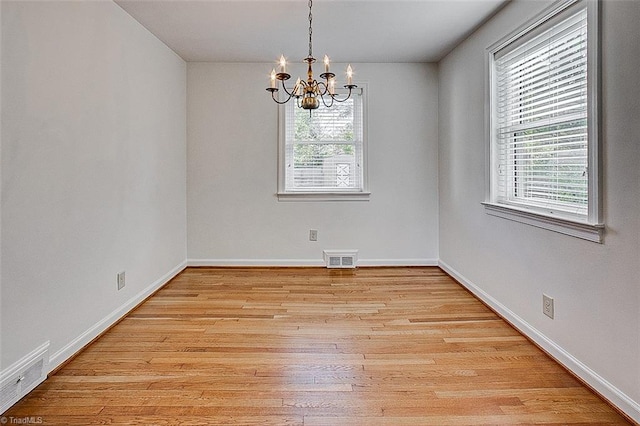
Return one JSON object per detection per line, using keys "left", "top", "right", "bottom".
{"left": 308, "top": 0, "right": 313, "bottom": 57}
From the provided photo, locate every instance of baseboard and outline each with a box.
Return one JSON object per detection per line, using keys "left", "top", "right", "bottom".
{"left": 188, "top": 258, "right": 325, "bottom": 267}
{"left": 358, "top": 258, "right": 438, "bottom": 267}
{"left": 47, "top": 260, "right": 187, "bottom": 373}
{"left": 188, "top": 258, "right": 438, "bottom": 267}
{"left": 438, "top": 260, "right": 640, "bottom": 424}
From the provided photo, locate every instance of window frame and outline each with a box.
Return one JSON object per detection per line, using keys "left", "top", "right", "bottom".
{"left": 484, "top": 0, "right": 603, "bottom": 242}
{"left": 277, "top": 85, "right": 370, "bottom": 202}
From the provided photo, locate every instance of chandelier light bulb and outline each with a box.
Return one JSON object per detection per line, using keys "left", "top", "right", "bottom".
{"left": 346, "top": 65, "right": 353, "bottom": 86}
{"left": 279, "top": 55, "right": 287, "bottom": 73}
{"left": 323, "top": 55, "right": 330, "bottom": 73}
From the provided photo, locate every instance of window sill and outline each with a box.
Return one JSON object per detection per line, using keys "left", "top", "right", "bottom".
{"left": 482, "top": 202, "right": 604, "bottom": 243}
{"left": 277, "top": 191, "right": 371, "bottom": 202}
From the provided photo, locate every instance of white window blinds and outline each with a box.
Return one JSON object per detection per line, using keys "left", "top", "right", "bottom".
{"left": 494, "top": 7, "right": 588, "bottom": 218}
{"left": 284, "top": 90, "right": 364, "bottom": 192}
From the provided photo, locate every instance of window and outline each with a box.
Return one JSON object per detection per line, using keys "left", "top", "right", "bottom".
{"left": 485, "top": 0, "right": 603, "bottom": 242}
{"left": 278, "top": 87, "right": 369, "bottom": 201}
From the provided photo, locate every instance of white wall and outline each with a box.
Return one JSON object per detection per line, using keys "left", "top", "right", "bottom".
{"left": 187, "top": 62, "right": 439, "bottom": 265}
{"left": 1, "top": 1, "right": 187, "bottom": 370}
{"left": 438, "top": 0, "right": 640, "bottom": 420}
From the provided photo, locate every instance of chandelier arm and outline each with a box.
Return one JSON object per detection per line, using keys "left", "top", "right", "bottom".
{"left": 280, "top": 80, "right": 302, "bottom": 98}
{"left": 329, "top": 95, "right": 352, "bottom": 103}
{"left": 327, "top": 87, "right": 356, "bottom": 103}
{"left": 316, "top": 81, "right": 329, "bottom": 97}
{"left": 270, "top": 89, "right": 294, "bottom": 105}
{"left": 319, "top": 93, "right": 335, "bottom": 108}
{"left": 280, "top": 83, "right": 294, "bottom": 97}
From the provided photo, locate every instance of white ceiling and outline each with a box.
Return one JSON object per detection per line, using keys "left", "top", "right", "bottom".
{"left": 115, "top": 0, "right": 509, "bottom": 63}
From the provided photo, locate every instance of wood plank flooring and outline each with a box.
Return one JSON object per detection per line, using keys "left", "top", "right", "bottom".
{"left": 4, "top": 267, "right": 632, "bottom": 425}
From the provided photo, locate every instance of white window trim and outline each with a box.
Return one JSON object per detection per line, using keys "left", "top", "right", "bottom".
{"left": 277, "top": 84, "right": 370, "bottom": 202}
{"left": 484, "top": 0, "right": 603, "bottom": 242}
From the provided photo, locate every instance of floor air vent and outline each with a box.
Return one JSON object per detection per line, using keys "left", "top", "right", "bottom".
{"left": 0, "top": 342, "right": 49, "bottom": 413}
{"left": 323, "top": 250, "right": 358, "bottom": 269}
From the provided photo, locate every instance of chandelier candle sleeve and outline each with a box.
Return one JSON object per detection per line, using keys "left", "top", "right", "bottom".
{"left": 324, "top": 55, "right": 330, "bottom": 73}
{"left": 295, "top": 78, "right": 303, "bottom": 96}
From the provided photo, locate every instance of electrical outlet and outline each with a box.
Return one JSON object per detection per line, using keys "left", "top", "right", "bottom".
{"left": 117, "top": 271, "right": 126, "bottom": 290}
{"left": 543, "top": 294, "right": 554, "bottom": 319}
{"left": 309, "top": 229, "right": 318, "bottom": 241}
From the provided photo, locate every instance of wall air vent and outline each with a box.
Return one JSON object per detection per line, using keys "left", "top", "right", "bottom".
{"left": 0, "top": 341, "right": 49, "bottom": 413}
{"left": 323, "top": 250, "right": 358, "bottom": 269}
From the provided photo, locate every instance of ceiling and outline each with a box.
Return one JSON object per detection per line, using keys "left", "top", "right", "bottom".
{"left": 115, "top": 0, "right": 509, "bottom": 63}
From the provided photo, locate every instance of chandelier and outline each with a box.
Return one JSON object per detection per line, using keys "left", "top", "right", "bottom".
{"left": 266, "top": 0, "right": 357, "bottom": 110}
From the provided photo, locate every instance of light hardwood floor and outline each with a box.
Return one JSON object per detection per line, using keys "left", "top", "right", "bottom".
{"left": 4, "top": 267, "right": 633, "bottom": 425}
